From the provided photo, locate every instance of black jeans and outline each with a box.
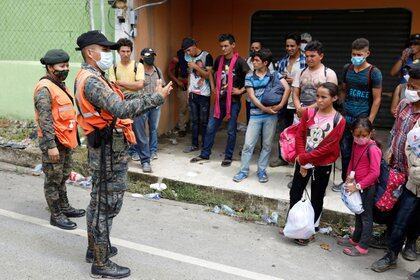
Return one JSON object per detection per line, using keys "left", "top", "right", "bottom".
{"left": 406, "top": 203, "right": 420, "bottom": 241}
{"left": 277, "top": 108, "right": 295, "bottom": 160}
{"left": 340, "top": 127, "right": 353, "bottom": 182}
{"left": 289, "top": 163, "right": 332, "bottom": 225}
{"left": 189, "top": 93, "right": 210, "bottom": 148}
{"left": 388, "top": 187, "right": 419, "bottom": 255}
{"left": 352, "top": 186, "right": 375, "bottom": 249}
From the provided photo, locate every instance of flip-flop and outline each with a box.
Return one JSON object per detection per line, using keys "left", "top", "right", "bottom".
{"left": 337, "top": 236, "right": 358, "bottom": 247}
{"left": 294, "top": 236, "right": 315, "bottom": 246}
{"left": 343, "top": 246, "right": 368, "bottom": 256}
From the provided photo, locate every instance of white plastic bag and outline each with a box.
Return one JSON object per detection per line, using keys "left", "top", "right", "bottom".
{"left": 340, "top": 184, "right": 364, "bottom": 214}
{"left": 284, "top": 193, "right": 315, "bottom": 239}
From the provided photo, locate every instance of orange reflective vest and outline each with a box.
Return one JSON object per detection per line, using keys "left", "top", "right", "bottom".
{"left": 74, "top": 69, "right": 136, "bottom": 144}
{"left": 34, "top": 79, "right": 78, "bottom": 149}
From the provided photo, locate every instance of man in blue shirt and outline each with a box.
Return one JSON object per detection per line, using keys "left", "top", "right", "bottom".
{"left": 332, "top": 38, "right": 382, "bottom": 192}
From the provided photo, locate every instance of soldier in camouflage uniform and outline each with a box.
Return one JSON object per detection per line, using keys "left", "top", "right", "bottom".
{"left": 74, "top": 31, "right": 172, "bottom": 279}
{"left": 33, "top": 49, "right": 86, "bottom": 230}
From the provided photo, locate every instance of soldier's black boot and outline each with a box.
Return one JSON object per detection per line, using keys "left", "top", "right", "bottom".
{"left": 49, "top": 200, "right": 77, "bottom": 230}
{"left": 86, "top": 233, "right": 118, "bottom": 263}
{"left": 402, "top": 238, "right": 418, "bottom": 261}
{"left": 91, "top": 243, "right": 130, "bottom": 279}
{"left": 59, "top": 191, "right": 86, "bottom": 218}
{"left": 371, "top": 250, "right": 398, "bottom": 272}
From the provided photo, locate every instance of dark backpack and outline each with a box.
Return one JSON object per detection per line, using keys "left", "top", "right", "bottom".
{"left": 261, "top": 71, "right": 285, "bottom": 106}
{"left": 343, "top": 64, "right": 376, "bottom": 106}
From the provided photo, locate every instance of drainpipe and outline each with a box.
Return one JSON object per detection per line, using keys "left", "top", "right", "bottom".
{"left": 100, "top": 0, "right": 106, "bottom": 34}
{"left": 88, "top": 0, "right": 95, "bottom": 30}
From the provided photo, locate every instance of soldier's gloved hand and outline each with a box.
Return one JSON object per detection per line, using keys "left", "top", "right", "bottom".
{"left": 48, "top": 147, "right": 60, "bottom": 163}
{"left": 155, "top": 80, "right": 173, "bottom": 99}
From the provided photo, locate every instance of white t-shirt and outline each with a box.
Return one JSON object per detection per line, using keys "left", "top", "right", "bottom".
{"left": 292, "top": 65, "right": 338, "bottom": 107}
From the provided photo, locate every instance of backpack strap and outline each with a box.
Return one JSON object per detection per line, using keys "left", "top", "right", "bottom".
{"left": 134, "top": 61, "right": 138, "bottom": 75}
{"left": 299, "top": 66, "right": 308, "bottom": 78}
{"left": 154, "top": 66, "right": 162, "bottom": 80}
{"left": 343, "top": 64, "right": 353, "bottom": 84}
{"left": 324, "top": 66, "right": 328, "bottom": 78}
{"left": 333, "top": 111, "right": 341, "bottom": 128}
{"left": 113, "top": 63, "right": 117, "bottom": 79}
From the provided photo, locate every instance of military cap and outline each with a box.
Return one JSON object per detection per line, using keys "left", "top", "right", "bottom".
{"left": 40, "top": 49, "right": 70, "bottom": 65}
{"left": 140, "top": 48, "right": 157, "bottom": 57}
{"left": 76, "top": 30, "right": 119, "bottom": 51}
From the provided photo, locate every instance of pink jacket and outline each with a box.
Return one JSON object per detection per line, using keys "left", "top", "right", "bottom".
{"left": 347, "top": 140, "right": 382, "bottom": 189}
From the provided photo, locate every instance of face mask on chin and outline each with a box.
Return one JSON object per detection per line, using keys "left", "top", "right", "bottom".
{"left": 405, "top": 88, "right": 420, "bottom": 103}
{"left": 143, "top": 56, "right": 155, "bottom": 65}
{"left": 94, "top": 51, "right": 113, "bottom": 72}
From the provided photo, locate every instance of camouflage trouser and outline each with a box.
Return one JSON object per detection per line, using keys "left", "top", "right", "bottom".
{"left": 41, "top": 143, "right": 73, "bottom": 209}
{"left": 86, "top": 140, "right": 129, "bottom": 245}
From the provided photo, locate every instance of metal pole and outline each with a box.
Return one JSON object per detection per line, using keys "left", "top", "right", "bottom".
{"left": 88, "top": 0, "right": 95, "bottom": 30}
{"left": 100, "top": 0, "right": 106, "bottom": 34}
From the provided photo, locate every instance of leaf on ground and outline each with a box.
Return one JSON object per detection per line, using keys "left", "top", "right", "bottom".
{"left": 320, "top": 243, "right": 331, "bottom": 251}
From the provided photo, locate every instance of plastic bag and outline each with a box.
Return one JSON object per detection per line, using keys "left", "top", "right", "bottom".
{"left": 284, "top": 193, "right": 315, "bottom": 239}
{"left": 340, "top": 184, "right": 364, "bottom": 214}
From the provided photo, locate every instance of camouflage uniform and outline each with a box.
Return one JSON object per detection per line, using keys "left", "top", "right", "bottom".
{"left": 34, "top": 86, "right": 75, "bottom": 214}
{"left": 79, "top": 63, "right": 164, "bottom": 254}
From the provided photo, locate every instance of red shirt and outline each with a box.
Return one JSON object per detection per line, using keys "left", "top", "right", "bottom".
{"left": 296, "top": 108, "right": 346, "bottom": 166}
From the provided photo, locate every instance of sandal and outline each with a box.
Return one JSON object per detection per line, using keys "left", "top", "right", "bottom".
{"left": 221, "top": 159, "right": 232, "bottom": 167}
{"left": 294, "top": 235, "right": 315, "bottom": 246}
{"left": 337, "top": 236, "right": 358, "bottom": 247}
{"left": 343, "top": 245, "right": 368, "bottom": 256}
{"left": 190, "top": 156, "right": 209, "bottom": 163}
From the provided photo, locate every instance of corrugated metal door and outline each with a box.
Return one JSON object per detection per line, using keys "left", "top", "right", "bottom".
{"left": 251, "top": 8, "right": 412, "bottom": 128}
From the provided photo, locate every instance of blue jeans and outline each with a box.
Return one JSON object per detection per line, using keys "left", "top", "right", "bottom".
{"left": 132, "top": 107, "right": 161, "bottom": 164}
{"left": 340, "top": 127, "right": 353, "bottom": 182}
{"left": 388, "top": 186, "right": 419, "bottom": 255}
{"left": 189, "top": 93, "right": 210, "bottom": 148}
{"left": 200, "top": 100, "right": 241, "bottom": 160}
{"left": 238, "top": 115, "right": 277, "bottom": 174}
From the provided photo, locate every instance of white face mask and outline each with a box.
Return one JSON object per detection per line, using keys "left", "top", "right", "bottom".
{"left": 300, "top": 43, "right": 307, "bottom": 52}
{"left": 95, "top": 51, "right": 113, "bottom": 72}
{"left": 405, "top": 89, "right": 420, "bottom": 103}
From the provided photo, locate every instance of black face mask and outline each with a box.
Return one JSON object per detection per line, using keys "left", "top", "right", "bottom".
{"left": 143, "top": 56, "right": 155, "bottom": 65}
{"left": 53, "top": 69, "right": 69, "bottom": 81}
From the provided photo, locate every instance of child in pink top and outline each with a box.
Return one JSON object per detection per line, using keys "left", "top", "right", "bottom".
{"left": 337, "top": 118, "right": 382, "bottom": 256}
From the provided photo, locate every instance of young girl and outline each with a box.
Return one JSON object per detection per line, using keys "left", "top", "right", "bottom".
{"left": 288, "top": 82, "right": 346, "bottom": 245}
{"left": 337, "top": 118, "right": 382, "bottom": 256}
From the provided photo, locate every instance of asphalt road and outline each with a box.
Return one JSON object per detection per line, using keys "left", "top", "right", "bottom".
{"left": 0, "top": 167, "right": 417, "bottom": 280}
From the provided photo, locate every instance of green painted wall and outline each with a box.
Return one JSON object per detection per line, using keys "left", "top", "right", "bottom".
{"left": 0, "top": 0, "right": 115, "bottom": 120}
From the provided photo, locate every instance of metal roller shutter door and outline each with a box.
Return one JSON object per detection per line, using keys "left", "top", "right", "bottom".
{"left": 251, "top": 8, "right": 412, "bottom": 128}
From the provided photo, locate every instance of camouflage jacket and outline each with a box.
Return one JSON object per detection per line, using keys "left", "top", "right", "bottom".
{"left": 81, "top": 63, "right": 164, "bottom": 120}
{"left": 34, "top": 86, "right": 60, "bottom": 151}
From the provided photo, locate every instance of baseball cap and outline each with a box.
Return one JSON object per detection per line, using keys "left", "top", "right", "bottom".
{"left": 76, "top": 30, "right": 119, "bottom": 51}
{"left": 140, "top": 48, "right": 156, "bottom": 57}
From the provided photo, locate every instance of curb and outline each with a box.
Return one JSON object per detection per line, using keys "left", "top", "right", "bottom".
{"left": 0, "top": 146, "right": 354, "bottom": 225}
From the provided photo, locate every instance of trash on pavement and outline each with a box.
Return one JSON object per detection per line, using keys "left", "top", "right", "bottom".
{"left": 32, "top": 164, "right": 43, "bottom": 176}
{"left": 144, "top": 193, "right": 161, "bottom": 200}
{"left": 131, "top": 193, "right": 143, "bottom": 198}
{"left": 169, "top": 138, "right": 178, "bottom": 145}
{"left": 150, "top": 182, "right": 167, "bottom": 192}
{"left": 211, "top": 206, "right": 221, "bottom": 214}
{"left": 221, "top": 205, "right": 236, "bottom": 217}
{"left": 262, "top": 212, "right": 279, "bottom": 225}
{"left": 319, "top": 226, "right": 333, "bottom": 235}
{"left": 67, "top": 171, "right": 92, "bottom": 189}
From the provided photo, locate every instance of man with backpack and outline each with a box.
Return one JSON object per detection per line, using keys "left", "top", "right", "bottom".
{"left": 371, "top": 64, "right": 420, "bottom": 274}
{"left": 332, "top": 38, "right": 382, "bottom": 192}
{"left": 109, "top": 38, "right": 145, "bottom": 162}
{"left": 133, "top": 48, "right": 165, "bottom": 173}
{"left": 168, "top": 48, "right": 189, "bottom": 137}
{"left": 292, "top": 40, "right": 338, "bottom": 116}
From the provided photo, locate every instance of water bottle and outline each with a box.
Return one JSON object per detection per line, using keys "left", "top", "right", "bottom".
{"left": 393, "top": 185, "right": 403, "bottom": 199}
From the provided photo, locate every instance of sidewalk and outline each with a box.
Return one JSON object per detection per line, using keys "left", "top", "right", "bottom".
{"left": 129, "top": 126, "right": 393, "bottom": 217}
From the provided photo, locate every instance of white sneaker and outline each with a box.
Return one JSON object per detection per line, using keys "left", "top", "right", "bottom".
{"left": 151, "top": 153, "right": 158, "bottom": 160}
